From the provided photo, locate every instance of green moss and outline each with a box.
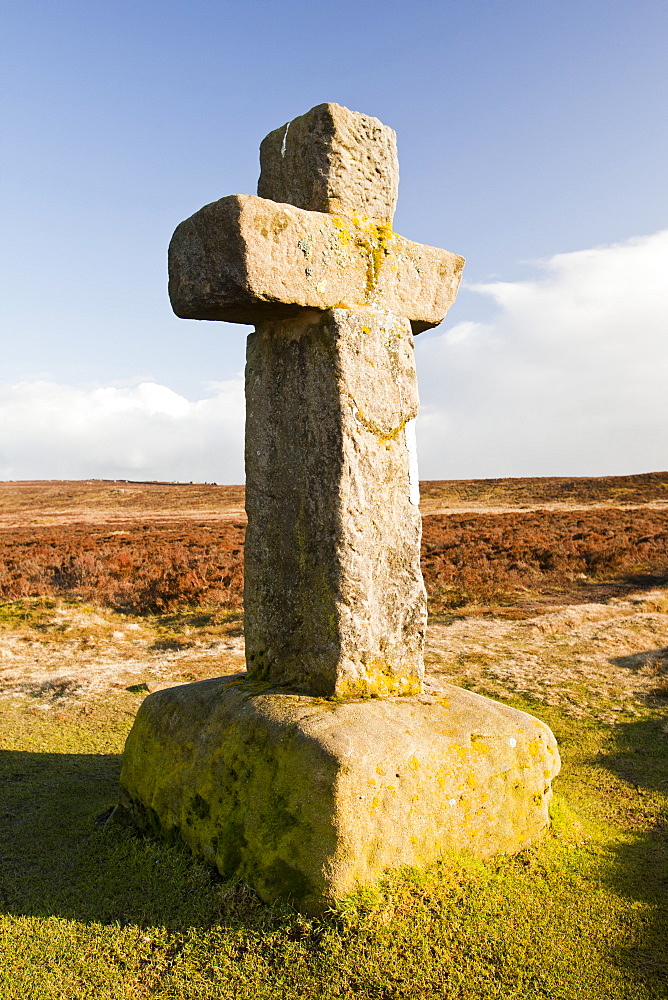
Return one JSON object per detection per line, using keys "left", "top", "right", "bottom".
{"left": 0, "top": 597, "right": 57, "bottom": 629}
{"left": 189, "top": 792, "right": 210, "bottom": 821}
{"left": 118, "top": 684, "right": 342, "bottom": 914}
{"left": 0, "top": 596, "right": 100, "bottom": 631}
{"left": 211, "top": 818, "right": 247, "bottom": 875}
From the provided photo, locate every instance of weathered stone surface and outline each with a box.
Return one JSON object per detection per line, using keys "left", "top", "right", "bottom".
{"left": 245, "top": 308, "right": 425, "bottom": 698}
{"left": 119, "top": 675, "right": 561, "bottom": 912}
{"left": 258, "top": 103, "right": 399, "bottom": 223}
{"left": 121, "top": 103, "right": 560, "bottom": 912}
{"left": 168, "top": 194, "right": 464, "bottom": 334}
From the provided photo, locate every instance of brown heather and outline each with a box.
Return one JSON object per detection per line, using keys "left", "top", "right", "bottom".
{"left": 0, "top": 475, "right": 665, "bottom": 614}
{"left": 0, "top": 522, "right": 246, "bottom": 613}
{"left": 422, "top": 507, "right": 668, "bottom": 612}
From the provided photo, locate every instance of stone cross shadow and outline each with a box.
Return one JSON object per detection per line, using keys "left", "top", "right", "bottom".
{"left": 120, "top": 104, "right": 560, "bottom": 912}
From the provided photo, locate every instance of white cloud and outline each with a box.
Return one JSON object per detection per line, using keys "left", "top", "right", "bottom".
{"left": 415, "top": 230, "right": 668, "bottom": 478}
{"left": 0, "top": 379, "right": 245, "bottom": 482}
{"left": 1, "top": 231, "right": 666, "bottom": 483}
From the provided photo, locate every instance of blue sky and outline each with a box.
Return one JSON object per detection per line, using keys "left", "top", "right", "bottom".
{"left": 2, "top": 0, "right": 667, "bottom": 481}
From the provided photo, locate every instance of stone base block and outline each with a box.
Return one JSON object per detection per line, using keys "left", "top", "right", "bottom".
{"left": 119, "top": 676, "right": 560, "bottom": 912}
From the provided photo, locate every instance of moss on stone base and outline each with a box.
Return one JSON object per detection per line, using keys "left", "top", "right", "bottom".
{"left": 119, "top": 676, "right": 560, "bottom": 912}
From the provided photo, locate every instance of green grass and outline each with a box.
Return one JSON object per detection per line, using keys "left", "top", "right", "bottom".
{"left": 0, "top": 683, "right": 667, "bottom": 997}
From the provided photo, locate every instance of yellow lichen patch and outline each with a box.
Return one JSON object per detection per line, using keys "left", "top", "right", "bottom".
{"left": 330, "top": 213, "right": 397, "bottom": 299}
{"left": 344, "top": 396, "right": 410, "bottom": 444}
{"left": 269, "top": 214, "right": 291, "bottom": 239}
{"left": 330, "top": 215, "right": 354, "bottom": 244}
{"left": 408, "top": 756, "right": 420, "bottom": 770}
{"left": 335, "top": 660, "right": 422, "bottom": 699}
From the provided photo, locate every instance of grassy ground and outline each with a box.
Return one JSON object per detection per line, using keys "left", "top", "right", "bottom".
{"left": 1, "top": 598, "right": 667, "bottom": 998}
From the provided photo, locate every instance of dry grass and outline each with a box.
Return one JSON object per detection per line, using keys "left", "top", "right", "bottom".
{"left": 0, "top": 600, "right": 245, "bottom": 707}
{"left": 419, "top": 470, "right": 668, "bottom": 511}
{"left": 0, "top": 479, "right": 245, "bottom": 524}
{"left": 425, "top": 589, "right": 668, "bottom": 724}
{"left": 0, "top": 474, "right": 666, "bottom": 725}
{"left": 2, "top": 586, "right": 666, "bottom": 734}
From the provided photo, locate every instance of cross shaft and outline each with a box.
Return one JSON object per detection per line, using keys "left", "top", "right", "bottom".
{"left": 168, "top": 103, "right": 465, "bottom": 697}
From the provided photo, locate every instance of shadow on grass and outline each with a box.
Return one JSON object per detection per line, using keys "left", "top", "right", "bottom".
{"left": 0, "top": 748, "right": 261, "bottom": 930}
{"left": 153, "top": 609, "right": 245, "bottom": 634}
{"left": 148, "top": 637, "right": 196, "bottom": 652}
{"left": 1, "top": 714, "right": 667, "bottom": 995}
{"left": 595, "top": 716, "right": 668, "bottom": 987}
{"left": 609, "top": 647, "right": 668, "bottom": 706}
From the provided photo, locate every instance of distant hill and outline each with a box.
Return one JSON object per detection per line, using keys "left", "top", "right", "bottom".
{"left": 419, "top": 472, "right": 668, "bottom": 512}
{"left": 0, "top": 471, "right": 666, "bottom": 528}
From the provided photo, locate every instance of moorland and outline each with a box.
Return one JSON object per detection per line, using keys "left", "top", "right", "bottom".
{"left": 0, "top": 473, "right": 666, "bottom": 999}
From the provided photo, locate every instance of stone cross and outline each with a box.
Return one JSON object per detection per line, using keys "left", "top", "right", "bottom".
{"left": 169, "top": 103, "right": 464, "bottom": 698}
{"left": 122, "top": 107, "right": 557, "bottom": 911}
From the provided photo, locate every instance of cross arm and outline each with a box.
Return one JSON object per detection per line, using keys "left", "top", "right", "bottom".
{"left": 168, "top": 194, "right": 465, "bottom": 333}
